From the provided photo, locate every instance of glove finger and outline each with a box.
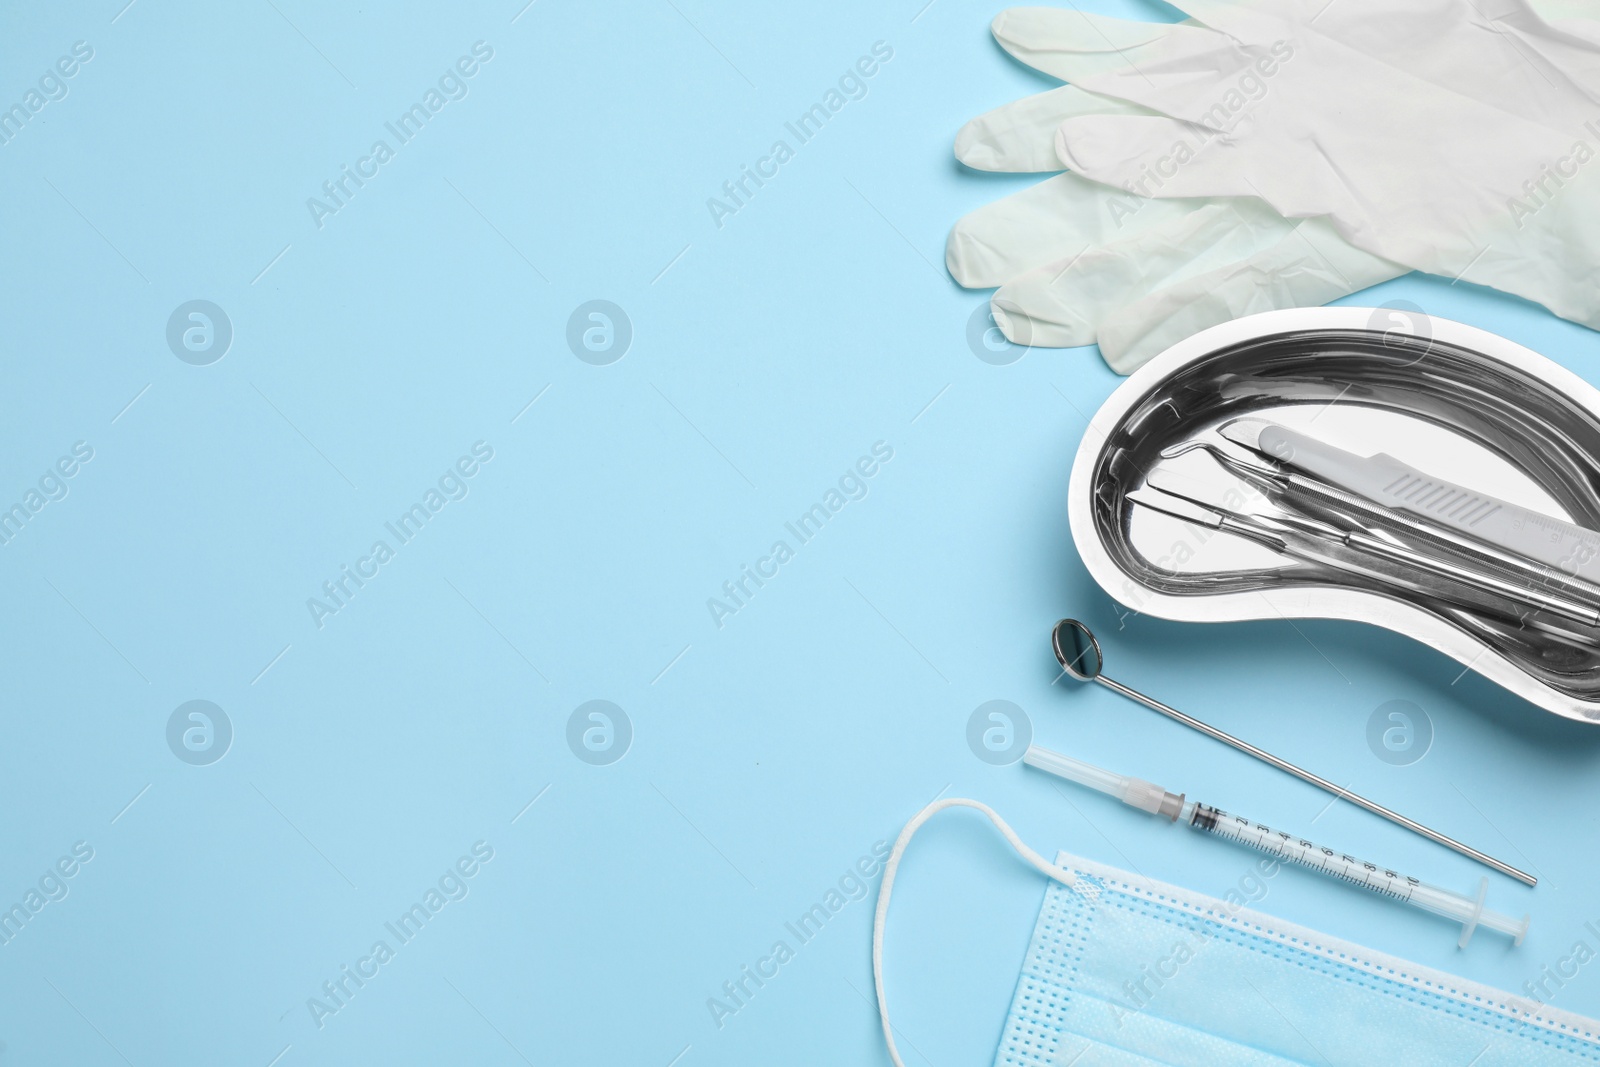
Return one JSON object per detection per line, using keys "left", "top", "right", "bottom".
{"left": 946, "top": 171, "right": 1202, "bottom": 288}
{"left": 1155, "top": 0, "right": 1284, "bottom": 45}
{"left": 987, "top": 199, "right": 1297, "bottom": 348}
{"left": 1003, "top": 2, "right": 1590, "bottom": 128}
{"left": 956, "top": 86, "right": 1153, "bottom": 172}
{"left": 991, "top": 8, "right": 1225, "bottom": 84}
{"left": 1054, "top": 113, "right": 1285, "bottom": 204}
{"left": 1098, "top": 218, "right": 1407, "bottom": 372}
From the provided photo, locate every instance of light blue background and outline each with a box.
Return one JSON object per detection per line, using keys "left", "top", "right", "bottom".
{"left": 3, "top": 1, "right": 1599, "bottom": 1064}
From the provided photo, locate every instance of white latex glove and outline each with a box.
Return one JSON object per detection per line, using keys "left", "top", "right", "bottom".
{"left": 1050, "top": 0, "right": 1600, "bottom": 330}
{"left": 948, "top": 11, "right": 1402, "bottom": 370}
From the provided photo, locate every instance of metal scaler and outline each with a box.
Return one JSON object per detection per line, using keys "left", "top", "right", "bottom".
{"left": 1221, "top": 418, "right": 1600, "bottom": 586}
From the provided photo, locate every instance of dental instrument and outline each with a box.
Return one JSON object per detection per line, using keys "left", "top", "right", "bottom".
{"left": 1159, "top": 436, "right": 1600, "bottom": 610}
{"left": 1222, "top": 418, "right": 1600, "bottom": 587}
{"left": 1024, "top": 745, "right": 1529, "bottom": 946}
{"left": 1067, "top": 308, "right": 1600, "bottom": 717}
{"left": 1050, "top": 618, "right": 1537, "bottom": 885}
{"left": 1129, "top": 474, "right": 1600, "bottom": 637}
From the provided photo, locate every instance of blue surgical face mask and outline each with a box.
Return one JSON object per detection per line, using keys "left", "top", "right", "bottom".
{"left": 873, "top": 799, "right": 1600, "bottom": 1067}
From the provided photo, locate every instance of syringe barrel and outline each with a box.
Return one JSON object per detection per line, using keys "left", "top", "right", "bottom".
{"left": 1187, "top": 805, "right": 1528, "bottom": 946}
{"left": 1407, "top": 881, "right": 1475, "bottom": 924}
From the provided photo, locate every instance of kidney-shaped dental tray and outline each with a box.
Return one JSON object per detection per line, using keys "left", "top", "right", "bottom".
{"left": 1069, "top": 307, "right": 1600, "bottom": 722}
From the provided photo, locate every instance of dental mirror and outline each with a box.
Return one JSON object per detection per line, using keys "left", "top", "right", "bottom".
{"left": 1051, "top": 619, "right": 1102, "bottom": 680}
{"left": 1045, "top": 617, "right": 1534, "bottom": 884}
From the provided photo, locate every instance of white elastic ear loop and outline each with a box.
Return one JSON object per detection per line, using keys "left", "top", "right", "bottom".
{"left": 872, "top": 797, "right": 1077, "bottom": 1067}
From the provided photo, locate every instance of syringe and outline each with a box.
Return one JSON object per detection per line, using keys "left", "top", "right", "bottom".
{"left": 1024, "top": 745, "right": 1529, "bottom": 947}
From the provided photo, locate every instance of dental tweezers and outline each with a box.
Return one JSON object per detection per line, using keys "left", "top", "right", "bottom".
{"left": 1160, "top": 434, "right": 1600, "bottom": 615}
{"left": 1131, "top": 471, "right": 1600, "bottom": 640}
{"left": 1222, "top": 418, "right": 1600, "bottom": 589}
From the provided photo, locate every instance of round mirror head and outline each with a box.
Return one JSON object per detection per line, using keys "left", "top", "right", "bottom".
{"left": 1052, "top": 619, "right": 1102, "bottom": 681}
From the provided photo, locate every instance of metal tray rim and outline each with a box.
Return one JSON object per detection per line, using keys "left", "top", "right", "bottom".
{"left": 1067, "top": 307, "right": 1600, "bottom": 723}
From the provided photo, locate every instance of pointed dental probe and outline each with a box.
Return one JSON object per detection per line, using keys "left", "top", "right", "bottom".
{"left": 1137, "top": 470, "right": 1600, "bottom": 628}
{"left": 1126, "top": 482, "right": 1600, "bottom": 651}
{"left": 1220, "top": 417, "right": 1600, "bottom": 587}
{"left": 1162, "top": 437, "right": 1600, "bottom": 606}
{"left": 1023, "top": 745, "right": 1529, "bottom": 946}
{"left": 1048, "top": 619, "right": 1538, "bottom": 886}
